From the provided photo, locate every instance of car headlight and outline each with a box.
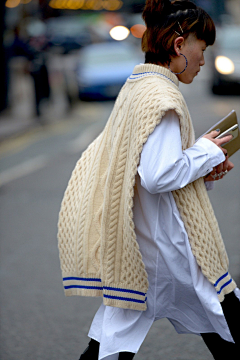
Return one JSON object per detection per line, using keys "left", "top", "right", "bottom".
{"left": 215, "top": 56, "right": 235, "bottom": 75}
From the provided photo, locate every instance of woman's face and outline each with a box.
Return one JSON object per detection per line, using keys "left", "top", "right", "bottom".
{"left": 173, "top": 34, "right": 207, "bottom": 84}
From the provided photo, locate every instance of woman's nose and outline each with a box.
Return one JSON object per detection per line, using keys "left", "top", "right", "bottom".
{"left": 200, "top": 56, "right": 205, "bottom": 66}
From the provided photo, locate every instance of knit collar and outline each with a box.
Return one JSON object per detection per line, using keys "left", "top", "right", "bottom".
{"left": 129, "top": 63, "right": 179, "bottom": 88}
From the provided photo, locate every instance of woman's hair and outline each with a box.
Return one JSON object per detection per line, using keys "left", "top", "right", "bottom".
{"left": 142, "top": 0, "right": 216, "bottom": 65}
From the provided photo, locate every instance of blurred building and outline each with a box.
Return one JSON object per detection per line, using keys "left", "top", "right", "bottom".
{"left": 194, "top": 0, "right": 239, "bottom": 24}
{"left": 3, "top": 1, "right": 240, "bottom": 22}
{"left": 0, "top": 1, "right": 7, "bottom": 112}
{"left": 2, "top": 0, "right": 240, "bottom": 114}
{"left": 226, "top": 0, "right": 240, "bottom": 24}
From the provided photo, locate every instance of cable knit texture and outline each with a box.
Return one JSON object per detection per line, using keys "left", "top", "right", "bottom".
{"left": 58, "top": 64, "right": 236, "bottom": 310}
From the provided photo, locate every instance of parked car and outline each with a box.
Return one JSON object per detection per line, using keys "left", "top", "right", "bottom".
{"left": 210, "top": 25, "right": 240, "bottom": 94}
{"left": 76, "top": 42, "right": 144, "bottom": 101}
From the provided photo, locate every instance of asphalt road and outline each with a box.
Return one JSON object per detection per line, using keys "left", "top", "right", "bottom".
{"left": 0, "top": 76, "right": 240, "bottom": 360}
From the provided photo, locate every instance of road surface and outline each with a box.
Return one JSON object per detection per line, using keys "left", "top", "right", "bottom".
{"left": 0, "top": 75, "right": 239, "bottom": 360}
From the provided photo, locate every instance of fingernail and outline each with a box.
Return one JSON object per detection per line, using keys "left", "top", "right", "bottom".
{"left": 225, "top": 153, "right": 228, "bottom": 157}
{"left": 216, "top": 129, "right": 220, "bottom": 132}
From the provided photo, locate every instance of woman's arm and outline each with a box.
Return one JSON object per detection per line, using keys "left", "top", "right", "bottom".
{"left": 138, "top": 110, "right": 230, "bottom": 194}
{"left": 202, "top": 130, "right": 234, "bottom": 182}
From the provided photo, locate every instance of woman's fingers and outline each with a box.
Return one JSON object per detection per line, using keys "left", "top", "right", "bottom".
{"left": 204, "top": 170, "right": 215, "bottom": 182}
{"left": 216, "top": 134, "right": 233, "bottom": 147}
{"left": 226, "top": 160, "right": 234, "bottom": 172}
{"left": 222, "top": 158, "right": 234, "bottom": 172}
{"left": 206, "top": 159, "right": 234, "bottom": 181}
{"left": 216, "top": 163, "right": 223, "bottom": 173}
{"left": 209, "top": 169, "right": 223, "bottom": 181}
{"left": 203, "top": 131, "right": 233, "bottom": 154}
{"left": 209, "top": 130, "right": 221, "bottom": 138}
{"left": 202, "top": 131, "right": 235, "bottom": 182}
{"left": 220, "top": 147, "right": 228, "bottom": 156}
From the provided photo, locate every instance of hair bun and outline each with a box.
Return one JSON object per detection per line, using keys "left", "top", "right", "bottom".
{"left": 171, "top": 0, "right": 197, "bottom": 13}
{"left": 142, "top": 0, "right": 172, "bottom": 27}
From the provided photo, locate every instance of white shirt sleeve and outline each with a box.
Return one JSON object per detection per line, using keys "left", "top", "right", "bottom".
{"left": 205, "top": 181, "right": 214, "bottom": 191}
{"left": 138, "top": 110, "right": 225, "bottom": 194}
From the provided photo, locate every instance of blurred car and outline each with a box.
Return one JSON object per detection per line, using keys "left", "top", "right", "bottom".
{"left": 76, "top": 42, "right": 144, "bottom": 101}
{"left": 46, "top": 17, "right": 91, "bottom": 54}
{"left": 211, "top": 25, "right": 240, "bottom": 94}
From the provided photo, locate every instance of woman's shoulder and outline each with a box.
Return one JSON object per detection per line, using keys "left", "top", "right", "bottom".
{"left": 137, "top": 76, "right": 185, "bottom": 108}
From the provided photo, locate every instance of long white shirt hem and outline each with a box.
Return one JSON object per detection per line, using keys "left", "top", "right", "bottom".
{"left": 88, "top": 110, "right": 238, "bottom": 360}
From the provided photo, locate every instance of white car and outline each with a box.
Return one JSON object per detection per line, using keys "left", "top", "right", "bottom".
{"left": 211, "top": 25, "right": 240, "bottom": 94}
{"left": 76, "top": 42, "right": 144, "bottom": 100}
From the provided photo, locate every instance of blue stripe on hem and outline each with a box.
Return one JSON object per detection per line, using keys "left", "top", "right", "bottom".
{"left": 216, "top": 279, "right": 232, "bottom": 295}
{"left": 63, "top": 277, "right": 101, "bottom": 282}
{"left": 104, "top": 286, "right": 145, "bottom": 297}
{"left": 103, "top": 294, "right": 146, "bottom": 304}
{"left": 63, "top": 278, "right": 146, "bottom": 296}
{"left": 128, "top": 72, "right": 176, "bottom": 85}
{"left": 214, "top": 272, "right": 228, "bottom": 287}
{"left": 64, "top": 285, "right": 103, "bottom": 290}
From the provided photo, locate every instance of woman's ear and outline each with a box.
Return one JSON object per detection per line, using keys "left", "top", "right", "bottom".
{"left": 173, "top": 36, "right": 184, "bottom": 56}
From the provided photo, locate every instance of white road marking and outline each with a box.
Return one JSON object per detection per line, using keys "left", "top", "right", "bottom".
{"left": 0, "top": 155, "right": 48, "bottom": 185}
{"left": 0, "top": 120, "right": 106, "bottom": 185}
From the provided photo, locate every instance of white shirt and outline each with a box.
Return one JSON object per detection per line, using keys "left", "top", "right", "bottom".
{"left": 88, "top": 110, "right": 239, "bottom": 360}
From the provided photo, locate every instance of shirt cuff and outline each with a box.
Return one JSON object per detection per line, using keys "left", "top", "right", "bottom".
{"left": 205, "top": 181, "right": 214, "bottom": 191}
{"left": 195, "top": 137, "right": 226, "bottom": 169}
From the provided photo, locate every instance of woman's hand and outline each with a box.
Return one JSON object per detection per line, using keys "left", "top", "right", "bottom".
{"left": 203, "top": 130, "right": 234, "bottom": 182}
{"left": 203, "top": 130, "right": 232, "bottom": 155}
{"left": 204, "top": 156, "right": 234, "bottom": 182}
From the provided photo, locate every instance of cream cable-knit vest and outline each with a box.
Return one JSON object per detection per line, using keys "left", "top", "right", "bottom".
{"left": 58, "top": 64, "right": 236, "bottom": 311}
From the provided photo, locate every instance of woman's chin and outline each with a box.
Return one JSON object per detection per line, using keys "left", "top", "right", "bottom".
{"left": 178, "top": 74, "right": 194, "bottom": 84}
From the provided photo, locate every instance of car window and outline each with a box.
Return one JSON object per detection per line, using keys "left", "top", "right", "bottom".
{"left": 80, "top": 48, "right": 138, "bottom": 66}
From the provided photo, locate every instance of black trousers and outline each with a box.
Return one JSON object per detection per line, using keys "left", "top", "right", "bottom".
{"left": 79, "top": 339, "right": 135, "bottom": 360}
{"left": 201, "top": 291, "right": 240, "bottom": 359}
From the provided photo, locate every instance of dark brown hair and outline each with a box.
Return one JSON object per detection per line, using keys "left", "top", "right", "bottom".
{"left": 142, "top": 0, "right": 216, "bottom": 65}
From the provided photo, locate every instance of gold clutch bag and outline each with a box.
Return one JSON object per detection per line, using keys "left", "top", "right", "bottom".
{"left": 202, "top": 110, "right": 240, "bottom": 158}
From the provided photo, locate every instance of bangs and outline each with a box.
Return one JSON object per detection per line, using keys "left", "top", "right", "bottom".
{"left": 191, "top": 9, "right": 216, "bottom": 46}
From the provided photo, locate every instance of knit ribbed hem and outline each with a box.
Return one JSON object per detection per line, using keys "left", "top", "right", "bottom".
{"left": 102, "top": 282, "right": 147, "bottom": 311}
{"left": 128, "top": 64, "right": 179, "bottom": 88}
{"left": 62, "top": 276, "right": 147, "bottom": 311}
{"left": 214, "top": 272, "right": 237, "bottom": 302}
{"left": 63, "top": 276, "right": 103, "bottom": 297}
{"left": 103, "top": 294, "right": 147, "bottom": 311}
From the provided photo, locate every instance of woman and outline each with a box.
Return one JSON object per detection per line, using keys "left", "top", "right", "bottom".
{"left": 57, "top": 1, "right": 240, "bottom": 359}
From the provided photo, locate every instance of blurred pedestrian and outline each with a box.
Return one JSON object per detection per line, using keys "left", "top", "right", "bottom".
{"left": 57, "top": 1, "right": 240, "bottom": 359}
{"left": 28, "top": 53, "right": 50, "bottom": 117}
{"left": 11, "top": 26, "right": 50, "bottom": 119}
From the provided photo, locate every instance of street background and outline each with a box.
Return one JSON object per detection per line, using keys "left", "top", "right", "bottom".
{"left": 0, "top": 1, "right": 240, "bottom": 360}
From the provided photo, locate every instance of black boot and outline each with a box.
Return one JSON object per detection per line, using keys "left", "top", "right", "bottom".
{"left": 118, "top": 352, "right": 135, "bottom": 360}
{"left": 118, "top": 352, "right": 135, "bottom": 359}
{"left": 79, "top": 339, "right": 99, "bottom": 359}
{"left": 79, "top": 339, "right": 135, "bottom": 360}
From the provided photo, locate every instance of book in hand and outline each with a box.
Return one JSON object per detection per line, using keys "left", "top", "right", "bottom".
{"left": 201, "top": 110, "right": 240, "bottom": 157}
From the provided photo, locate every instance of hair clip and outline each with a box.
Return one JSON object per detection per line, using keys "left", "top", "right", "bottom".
{"left": 178, "top": 21, "right": 183, "bottom": 34}
{"left": 175, "top": 22, "right": 183, "bottom": 36}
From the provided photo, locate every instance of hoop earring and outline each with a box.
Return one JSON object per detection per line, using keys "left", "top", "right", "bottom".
{"left": 168, "top": 53, "right": 188, "bottom": 75}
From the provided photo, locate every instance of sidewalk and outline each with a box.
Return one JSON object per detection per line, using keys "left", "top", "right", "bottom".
{"left": 0, "top": 85, "right": 73, "bottom": 144}
{"left": 0, "top": 110, "right": 37, "bottom": 143}
{"left": 0, "top": 54, "right": 79, "bottom": 143}
{"left": 0, "top": 98, "right": 73, "bottom": 143}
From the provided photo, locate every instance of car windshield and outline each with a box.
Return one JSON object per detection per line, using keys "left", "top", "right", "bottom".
{"left": 80, "top": 47, "right": 138, "bottom": 66}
